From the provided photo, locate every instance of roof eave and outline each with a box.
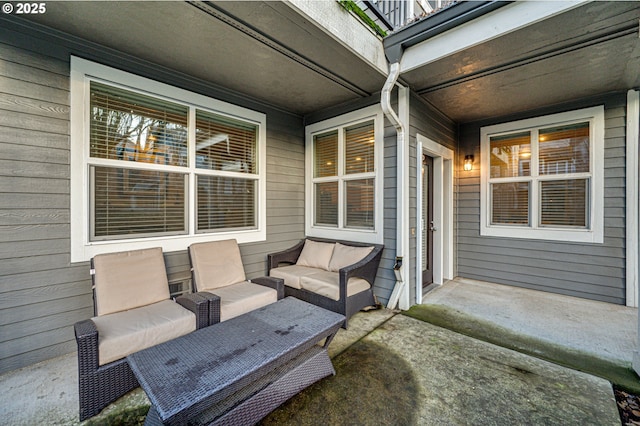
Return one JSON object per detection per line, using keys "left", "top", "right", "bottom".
{"left": 383, "top": 1, "right": 511, "bottom": 63}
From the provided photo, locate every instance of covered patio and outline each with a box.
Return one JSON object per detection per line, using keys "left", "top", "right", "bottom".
{"left": 1, "top": 1, "right": 639, "bottom": 424}
{"left": 2, "top": 278, "right": 636, "bottom": 424}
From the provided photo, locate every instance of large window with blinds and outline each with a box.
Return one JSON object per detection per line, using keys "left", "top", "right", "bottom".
{"left": 305, "top": 106, "right": 383, "bottom": 243}
{"left": 70, "top": 57, "right": 266, "bottom": 261}
{"left": 480, "top": 106, "right": 604, "bottom": 243}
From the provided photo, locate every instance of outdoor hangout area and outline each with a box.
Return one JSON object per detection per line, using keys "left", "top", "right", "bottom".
{"left": 74, "top": 238, "right": 384, "bottom": 424}
{"left": 1, "top": 1, "right": 639, "bottom": 425}
{"left": 2, "top": 278, "right": 637, "bottom": 425}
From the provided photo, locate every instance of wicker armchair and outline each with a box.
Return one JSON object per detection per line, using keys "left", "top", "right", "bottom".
{"left": 74, "top": 247, "right": 210, "bottom": 421}
{"left": 188, "top": 239, "right": 284, "bottom": 324}
{"left": 268, "top": 237, "right": 383, "bottom": 327}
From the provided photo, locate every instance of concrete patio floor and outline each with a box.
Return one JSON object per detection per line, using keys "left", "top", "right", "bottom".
{"left": 1, "top": 278, "right": 636, "bottom": 425}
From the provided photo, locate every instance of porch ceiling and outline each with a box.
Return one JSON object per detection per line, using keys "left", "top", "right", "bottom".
{"left": 400, "top": 1, "right": 640, "bottom": 123}
{"left": 28, "top": 1, "right": 387, "bottom": 116}
{"left": 20, "top": 1, "right": 640, "bottom": 124}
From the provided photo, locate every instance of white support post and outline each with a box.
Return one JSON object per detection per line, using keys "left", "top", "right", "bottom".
{"left": 628, "top": 90, "right": 640, "bottom": 376}
{"left": 627, "top": 90, "right": 639, "bottom": 308}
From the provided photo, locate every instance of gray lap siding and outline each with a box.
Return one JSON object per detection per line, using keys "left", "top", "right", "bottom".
{"left": 0, "top": 24, "right": 305, "bottom": 373}
{"left": 457, "top": 95, "right": 627, "bottom": 305}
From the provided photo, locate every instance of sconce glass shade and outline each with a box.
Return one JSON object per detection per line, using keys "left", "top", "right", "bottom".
{"left": 463, "top": 155, "right": 474, "bottom": 171}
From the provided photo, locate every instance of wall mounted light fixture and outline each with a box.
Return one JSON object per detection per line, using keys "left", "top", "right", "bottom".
{"left": 463, "top": 155, "right": 474, "bottom": 171}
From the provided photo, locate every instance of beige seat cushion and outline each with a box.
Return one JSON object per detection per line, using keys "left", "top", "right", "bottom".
{"left": 93, "top": 247, "right": 170, "bottom": 316}
{"left": 212, "top": 281, "right": 278, "bottom": 322}
{"left": 296, "top": 240, "right": 335, "bottom": 270}
{"left": 189, "top": 239, "right": 246, "bottom": 291}
{"left": 300, "top": 270, "right": 371, "bottom": 301}
{"left": 328, "top": 243, "right": 374, "bottom": 272}
{"left": 270, "top": 265, "right": 322, "bottom": 289}
{"left": 92, "top": 299, "right": 195, "bottom": 366}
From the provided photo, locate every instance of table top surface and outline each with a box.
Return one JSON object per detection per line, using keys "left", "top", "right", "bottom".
{"left": 127, "top": 297, "right": 344, "bottom": 423}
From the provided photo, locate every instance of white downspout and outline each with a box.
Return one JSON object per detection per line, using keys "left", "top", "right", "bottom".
{"left": 382, "top": 62, "right": 410, "bottom": 310}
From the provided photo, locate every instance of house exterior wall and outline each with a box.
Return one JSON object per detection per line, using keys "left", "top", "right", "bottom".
{"left": 381, "top": 98, "right": 398, "bottom": 305}
{"left": 305, "top": 95, "right": 397, "bottom": 306}
{"left": 457, "top": 93, "right": 628, "bottom": 305}
{"left": 0, "top": 25, "right": 306, "bottom": 373}
{"left": 305, "top": 88, "right": 458, "bottom": 307}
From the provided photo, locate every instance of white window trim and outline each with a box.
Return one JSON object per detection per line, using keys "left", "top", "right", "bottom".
{"left": 480, "top": 106, "right": 604, "bottom": 243}
{"left": 305, "top": 105, "right": 384, "bottom": 244}
{"left": 70, "top": 57, "right": 266, "bottom": 262}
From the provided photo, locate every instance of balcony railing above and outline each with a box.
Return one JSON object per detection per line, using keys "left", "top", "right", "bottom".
{"left": 358, "top": 0, "right": 457, "bottom": 32}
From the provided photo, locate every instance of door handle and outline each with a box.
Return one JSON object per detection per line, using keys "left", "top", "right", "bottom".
{"left": 430, "top": 221, "right": 437, "bottom": 231}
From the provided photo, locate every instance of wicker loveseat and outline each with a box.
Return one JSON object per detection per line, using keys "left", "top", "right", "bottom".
{"left": 268, "top": 237, "right": 383, "bottom": 327}
{"left": 74, "top": 247, "right": 210, "bottom": 421}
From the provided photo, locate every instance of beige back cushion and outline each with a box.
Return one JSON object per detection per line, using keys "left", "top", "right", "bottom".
{"left": 296, "top": 240, "right": 335, "bottom": 271}
{"left": 93, "top": 247, "right": 170, "bottom": 316}
{"left": 328, "top": 243, "right": 374, "bottom": 272}
{"left": 189, "top": 239, "right": 246, "bottom": 291}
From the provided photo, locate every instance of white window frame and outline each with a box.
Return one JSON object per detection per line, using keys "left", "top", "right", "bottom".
{"left": 305, "top": 106, "right": 384, "bottom": 244}
{"left": 70, "top": 57, "right": 266, "bottom": 262}
{"left": 480, "top": 106, "right": 604, "bottom": 243}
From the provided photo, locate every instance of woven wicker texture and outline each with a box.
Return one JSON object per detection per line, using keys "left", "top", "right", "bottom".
{"left": 75, "top": 319, "right": 139, "bottom": 420}
{"left": 128, "top": 297, "right": 344, "bottom": 425}
{"left": 203, "top": 346, "right": 334, "bottom": 426}
{"left": 76, "top": 251, "right": 211, "bottom": 421}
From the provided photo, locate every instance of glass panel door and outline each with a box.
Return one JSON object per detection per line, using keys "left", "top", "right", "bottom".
{"left": 422, "top": 154, "right": 434, "bottom": 286}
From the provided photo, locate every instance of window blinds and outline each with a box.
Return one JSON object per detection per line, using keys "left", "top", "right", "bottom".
{"left": 345, "top": 178, "right": 374, "bottom": 228}
{"left": 540, "top": 179, "right": 587, "bottom": 227}
{"left": 539, "top": 123, "right": 589, "bottom": 175}
{"left": 196, "top": 176, "right": 256, "bottom": 231}
{"left": 315, "top": 182, "right": 338, "bottom": 226}
{"left": 345, "top": 121, "right": 375, "bottom": 174}
{"left": 90, "top": 82, "right": 188, "bottom": 166}
{"left": 314, "top": 131, "right": 338, "bottom": 178}
{"left": 195, "top": 111, "right": 258, "bottom": 231}
{"left": 88, "top": 81, "right": 260, "bottom": 240}
{"left": 91, "top": 166, "right": 187, "bottom": 239}
{"left": 195, "top": 111, "right": 257, "bottom": 173}
{"left": 312, "top": 120, "right": 375, "bottom": 230}
{"left": 491, "top": 182, "right": 530, "bottom": 225}
{"left": 345, "top": 121, "right": 374, "bottom": 229}
{"left": 90, "top": 82, "right": 189, "bottom": 240}
{"left": 488, "top": 121, "right": 590, "bottom": 228}
{"left": 490, "top": 132, "right": 531, "bottom": 178}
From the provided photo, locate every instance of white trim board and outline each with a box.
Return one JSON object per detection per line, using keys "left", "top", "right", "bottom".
{"left": 416, "top": 135, "right": 454, "bottom": 305}
{"left": 398, "top": 87, "right": 411, "bottom": 310}
{"left": 400, "top": 1, "right": 587, "bottom": 73}
{"left": 626, "top": 90, "right": 639, "bottom": 308}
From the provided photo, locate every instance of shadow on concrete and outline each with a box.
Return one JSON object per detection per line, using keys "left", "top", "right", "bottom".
{"left": 260, "top": 340, "right": 420, "bottom": 425}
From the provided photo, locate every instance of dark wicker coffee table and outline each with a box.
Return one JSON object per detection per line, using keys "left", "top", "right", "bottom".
{"left": 127, "top": 297, "right": 345, "bottom": 425}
